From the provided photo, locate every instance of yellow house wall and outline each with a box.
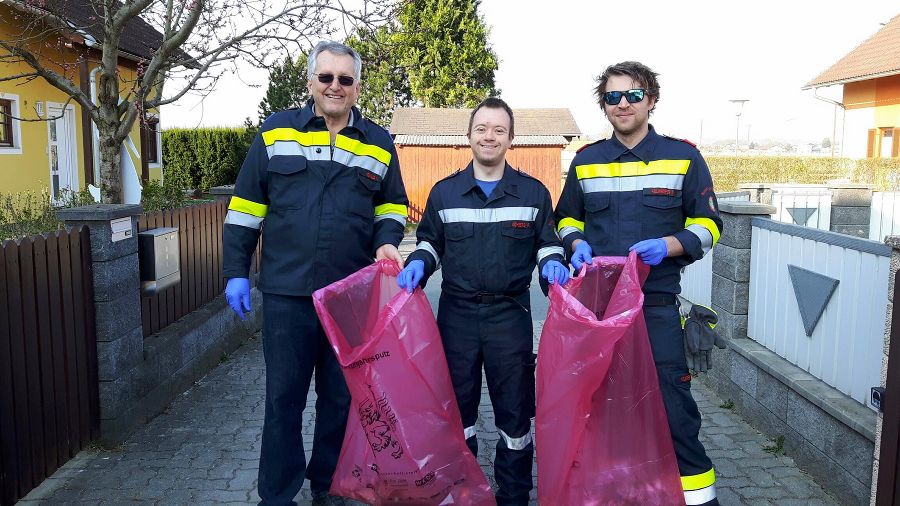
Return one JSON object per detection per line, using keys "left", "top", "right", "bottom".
{"left": 843, "top": 75, "right": 900, "bottom": 158}
{"left": 0, "top": 4, "right": 154, "bottom": 197}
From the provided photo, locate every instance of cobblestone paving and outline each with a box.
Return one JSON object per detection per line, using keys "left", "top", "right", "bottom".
{"left": 19, "top": 237, "right": 840, "bottom": 505}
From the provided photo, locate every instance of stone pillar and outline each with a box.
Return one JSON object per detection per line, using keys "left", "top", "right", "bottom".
{"left": 208, "top": 184, "right": 234, "bottom": 203}
{"left": 830, "top": 183, "right": 872, "bottom": 238}
{"left": 711, "top": 201, "right": 776, "bottom": 341}
{"left": 737, "top": 182, "right": 773, "bottom": 204}
{"left": 57, "top": 204, "right": 144, "bottom": 443}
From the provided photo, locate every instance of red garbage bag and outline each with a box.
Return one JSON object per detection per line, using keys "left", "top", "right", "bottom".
{"left": 535, "top": 252, "right": 684, "bottom": 505}
{"left": 313, "top": 260, "right": 495, "bottom": 506}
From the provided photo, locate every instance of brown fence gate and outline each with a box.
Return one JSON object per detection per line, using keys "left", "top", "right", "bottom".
{"left": 0, "top": 226, "right": 99, "bottom": 506}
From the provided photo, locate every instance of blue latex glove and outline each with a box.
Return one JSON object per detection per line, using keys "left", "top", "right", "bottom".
{"left": 225, "top": 278, "right": 251, "bottom": 320}
{"left": 397, "top": 260, "right": 425, "bottom": 293}
{"left": 630, "top": 238, "right": 668, "bottom": 266}
{"left": 541, "top": 260, "right": 570, "bottom": 286}
{"left": 571, "top": 241, "right": 593, "bottom": 271}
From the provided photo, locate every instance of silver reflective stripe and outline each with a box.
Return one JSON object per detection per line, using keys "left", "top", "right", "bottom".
{"left": 374, "top": 213, "right": 406, "bottom": 226}
{"left": 332, "top": 147, "right": 389, "bottom": 178}
{"left": 415, "top": 241, "right": 440, "bottom": 266}
{"left": 580, "top": 174, "right": 685, "bottom": 193}
{"left": 686, "top": 224, "right": 714, "bottom": 255}
{"left": 438, "top": 207, "right": 539, "bottom": 224}
{"left": 464, "top": 425, "right": 476, "bottom": 440}
{"left": 684, "top": 485, "right": 716, "bottom": 505}
{"left": 225, "top": 210, "right": 264, "bottom": 230}
{"left": 537, "top": 246, "right": 564, "bottom": 264}
{"left": 559, "top": 226, "right": 582, "bottom": 239}
{"left": 499, "top": 428, "right": 532, "bottom": 450}
{"left": 265, "top": 140, "right": 331, "bottom": 160}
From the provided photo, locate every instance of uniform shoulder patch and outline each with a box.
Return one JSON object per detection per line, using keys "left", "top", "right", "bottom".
{"left": 515, "top": 167, "right": 537, "bottom": 180}
{"left": 438, "top": 169, "right": 463, "bottom": 182}
{"left": 662, "top": 134, "right": 697, "bottom": 148}
{"left": 576, "top": 138, "right": 607, "bottom": 154}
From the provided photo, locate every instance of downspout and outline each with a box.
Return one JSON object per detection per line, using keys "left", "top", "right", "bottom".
{"left": 89, "top": 65, "right": 101, "bottom": 186}
{"left": 812, "top": 86, "right": 846, "bottom": 158}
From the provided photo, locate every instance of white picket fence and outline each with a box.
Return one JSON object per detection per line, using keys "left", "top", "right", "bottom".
{"left": 747, "top": 219, "right": 889, "bottom": 408}
{"left": 870, "top": 191, "right": 900, "bottom": 242}
{"left": 769, "top": 185, "right": 832, "bottom": 231}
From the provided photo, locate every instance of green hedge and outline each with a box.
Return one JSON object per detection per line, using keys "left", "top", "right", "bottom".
{"left": 162, "top": 127, "right": 253, "bottom": 191}
{"left": 706, "top": 156, "right": 900, "bottom": 192}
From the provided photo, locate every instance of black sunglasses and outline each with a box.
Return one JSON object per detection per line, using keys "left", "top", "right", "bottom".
{"left": 603, "top": 89, "right": 646, "bottom": 105}
{"left": 314, "top": 73, "right": 355, "bottom": 87}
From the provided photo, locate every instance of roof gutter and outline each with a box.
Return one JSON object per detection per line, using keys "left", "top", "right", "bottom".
{"left": 803, "top": 69, "right": 900, "bottom": 90}
{"left": 809, "top": 85, "right": 846, "bottom": 158}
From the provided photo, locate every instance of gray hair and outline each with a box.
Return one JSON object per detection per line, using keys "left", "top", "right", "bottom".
{"left": 307, "top": 41, "right": 362, "bottom": 81}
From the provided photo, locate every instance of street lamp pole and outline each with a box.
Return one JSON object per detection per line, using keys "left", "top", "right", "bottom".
{"left": 729, "top": 99, "right": 749, "bottom": 154}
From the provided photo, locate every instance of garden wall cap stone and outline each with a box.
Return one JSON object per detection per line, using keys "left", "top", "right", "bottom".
{"left": 719, "top": 201, "right": 776, "bottom": 215}
{"left": 208, "top": 185, "right": 235, "bottom": 195}
{"left": 57, "top": 204, "right": 143, "bottom": 221}
{"left": 826, "top": 181, "right": 872, "bottom": 190}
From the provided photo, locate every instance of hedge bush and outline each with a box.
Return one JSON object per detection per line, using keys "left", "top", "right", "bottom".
{"left": 706, "top": 156, "right": 900, "bottom": 192}
{"left": 162, "top": 127, "right": 253, "bottom": 192}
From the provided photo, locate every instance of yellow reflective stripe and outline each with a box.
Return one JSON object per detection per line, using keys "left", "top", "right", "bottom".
{"left": 228, "top": 196, "right": 268, "bottom": 218}
{"left": 261, "top": 128, "right": 330, "bottom": 147}
{"left": 557, "top": 217, "right": 585, "bottom": 233}
{"left": 374, "top": 203, "right": 408, "bottom": 217}
{"left": 335, "top": 135, "right": 392, "bottom": 166}
{"left": 681, "top": 468, "right": 716, "bottom": 491}
{"left": 685, "top": 216, "right": 721, "bottom": 245}
{"left": 576, "top": 159, "right": 691, "bottom": 179}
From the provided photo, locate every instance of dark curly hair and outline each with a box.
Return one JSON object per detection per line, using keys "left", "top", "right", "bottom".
{"left": 594, "top": 61, "right": 660, "bottom": 113}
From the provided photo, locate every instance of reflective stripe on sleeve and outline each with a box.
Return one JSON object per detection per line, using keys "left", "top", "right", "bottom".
{"left": 683, "top": 485, "right": 716, "bottom": 505}
{"left": 438, "top": 207, "right": 538, "bottom": 224}
{"left": 224, "top": 210, "right": 264, "bottom": 230}
{"left": 464, "top": 425, "right": 476, "bottom": 440}
{"left": 575, "top": 159, "right": 690, "bottom": 179}
{"left": 537, "top": 246, "right": 565, "bottom": 264}
{"left": 374, "top": 213, "right": 406, "bottom": 226}
{"left": 557, "top": 217, "right": 585, "bottom": 238}
{"left": 228, "top": 196, "right": 268, "bottom": 218}
{"left": 499, "top": 428, "right": 533, "bottom": 451}
{"left": 685, "top": 217, "right": 721, "bottom": 250}
{"left": 580, "top": 174, "right": 685, "bottom": 193}
{"left": 415, "top": 241, "right": 440, "bottom": 266}
{"left": 374, "top": 203, "right": 408, "bottom": 226}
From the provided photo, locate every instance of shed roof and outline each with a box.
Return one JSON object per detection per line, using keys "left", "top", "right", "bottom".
{"left": 393, "top": 134, "right": 568, "bottom": 147}
{"left": 804, "top": 14, "right": 900, "bottom": 88}
{"left": 390, "top": 107, "right": 581, "bottom": 137}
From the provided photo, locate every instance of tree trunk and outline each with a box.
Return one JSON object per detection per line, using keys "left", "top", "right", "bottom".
{"left": 98, "top": 130, "right": 123, "bottom": 203}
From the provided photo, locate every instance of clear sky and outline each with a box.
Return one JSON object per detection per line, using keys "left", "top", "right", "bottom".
{"left": 161, "top": 1, "right": 899, "bottom": 145}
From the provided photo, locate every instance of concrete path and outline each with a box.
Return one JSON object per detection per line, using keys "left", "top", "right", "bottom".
{"left": 19, "top": 237, "right": 839, "bottom": 505}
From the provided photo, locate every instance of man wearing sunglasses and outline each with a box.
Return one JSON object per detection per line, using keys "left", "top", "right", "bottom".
{"left": 223, "top": 40, "right": 408, "bottom": 506}
{"left": 555, "top": 61, "right": 723, "bottom": 506}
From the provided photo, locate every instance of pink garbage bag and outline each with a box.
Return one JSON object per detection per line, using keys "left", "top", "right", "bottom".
{"left": 535, "top": 252, "right": 684, "bottom": 505}
{"left": 313, "top": 260, "right": 495, "bottom": 505}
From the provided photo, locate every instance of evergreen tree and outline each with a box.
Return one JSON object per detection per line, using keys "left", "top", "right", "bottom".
{"left": 257, "top": 55, "right": 309, "bottom": 124}
{"left": 348, "top": 26, "right": 413, "bottom": 127}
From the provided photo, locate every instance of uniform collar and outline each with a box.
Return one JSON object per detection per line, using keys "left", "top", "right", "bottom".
{"left": 298, "top": 99, "right": 367, "bottom": 136}
{"left": 458, "top": 162, "right": 520, "bottom": 199}
{"left": 601, "top": 124, "right": 660, "bottom": 163}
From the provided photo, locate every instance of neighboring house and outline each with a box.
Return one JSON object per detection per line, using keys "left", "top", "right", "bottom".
{"left": 390, "top": 107, "right": 581, "bottom": 209}
{"left": 804, "top": 14, "right": 900, "bottom": 159}
{"left": 0, "top": 0, "right": 167, "bottom": 202}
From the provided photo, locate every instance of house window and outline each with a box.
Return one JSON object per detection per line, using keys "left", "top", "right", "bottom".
{"left": 142, "top": 117, "right": 160, "bottom": 164}
{"left": 0, "top": 99, "right": 13, "bottom": 148}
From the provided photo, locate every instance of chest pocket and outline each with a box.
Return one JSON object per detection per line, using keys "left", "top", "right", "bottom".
{"left": 343, "top": 168, "right": 382, "bottom": 219}
{"left": 445, "top": 222, "right": 474, "bottom": 241}
{"left": 584, "top": 192, "right": 610, "bottom": 213}
{"left": 443, "top": 222, "right": 474, "bottom": 282}
{"left": 267, "top": 157, "right": 310, "bottom": 210}
{"left": 641, "top": 190, "right": 683, "bottom": 237}
{"left": 500, "top": 222, "right": 535, "bottom": 239}
{"left": 356, "top": 168, "right": 382, "bottom": 192}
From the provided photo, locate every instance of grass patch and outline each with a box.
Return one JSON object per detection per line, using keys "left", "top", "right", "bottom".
{"left": 763, "top": 435, "right": 785, "bottom": 455}
{"left": 719, "top": 399, "right": 735, "bottom": 410}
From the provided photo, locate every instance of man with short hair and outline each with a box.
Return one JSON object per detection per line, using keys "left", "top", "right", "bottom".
{"left": 397, "top": 97, "right": 568, "bottom": 505}
{"left": 223, "top": 40, "right": 409, "bottom": 506}
{"left": 555, "top": 61, "right": 723, "bottom": 506}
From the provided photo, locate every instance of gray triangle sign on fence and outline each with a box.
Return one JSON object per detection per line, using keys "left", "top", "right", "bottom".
{"left": 787, "top": 265, "right": 839, "bottom": 337}
{"left": 786, "top": 207, "right": 816, "bottom": 226}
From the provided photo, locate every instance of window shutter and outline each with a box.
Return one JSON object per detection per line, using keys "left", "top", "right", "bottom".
{"left": 867, "top": 129, "right": 876, "bottom": 158}
{"left": 893, "top": 128, "right": 900, "bottom": 158}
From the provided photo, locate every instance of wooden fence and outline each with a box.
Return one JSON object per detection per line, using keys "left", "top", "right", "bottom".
{"left": 138, "top": 200, "right": 260, "bottom": 338}
{"left": 0, "top": 227, "right": 98, "bottom": 506}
